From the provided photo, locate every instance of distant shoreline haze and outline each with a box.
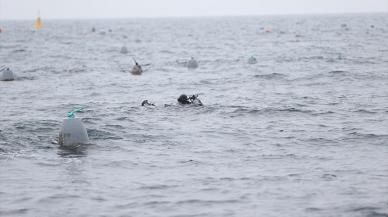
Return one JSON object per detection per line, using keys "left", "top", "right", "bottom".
{"left": 0, "top": 0, "right": 387, "bottom": 20}
{"left": 1, "top": 11, "right": 388, "bottom": 22}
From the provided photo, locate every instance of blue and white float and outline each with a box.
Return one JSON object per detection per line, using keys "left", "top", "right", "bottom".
{"left": 59, "top": 107, "right": 89, "bottom": 146}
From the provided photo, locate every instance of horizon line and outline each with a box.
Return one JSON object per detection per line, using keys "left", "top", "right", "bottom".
{"left": 1, "top": 11, "right": 387, "bottom": 21}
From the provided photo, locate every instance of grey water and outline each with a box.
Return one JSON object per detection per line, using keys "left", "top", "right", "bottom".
{"left": 1, "top": 13, "right": 388, "bottom": 217}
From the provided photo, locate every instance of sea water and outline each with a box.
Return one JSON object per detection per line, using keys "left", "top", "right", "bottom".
{"left": 0, "top": 14, "right": 388, "bottom": 217}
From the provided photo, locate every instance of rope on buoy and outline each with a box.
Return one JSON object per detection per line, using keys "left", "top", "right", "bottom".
{"left": 67, "top": 107, "right": 84, "bottom": 119}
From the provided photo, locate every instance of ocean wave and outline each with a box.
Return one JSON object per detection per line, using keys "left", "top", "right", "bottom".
{"left": 87, "top": 128, "right": 123, "bottom": 140}
{"left": 226, "top": 106, "right": 315, "bottom": 116}
{"left": 348, "top": 132, "right": 388, "bottom": 139}
{"left": 253, "top": 73, "right": 287, "bottom": 80}
{"left": 175, "top": 199, "right": 240, "bottom": 205}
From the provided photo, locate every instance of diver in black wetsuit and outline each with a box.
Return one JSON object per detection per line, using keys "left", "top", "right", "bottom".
{"left": 177, "top": 94, "right": 203, "bottom": 106}
{"left": 141, "top": 94, "right": 203, "bottom": 107}
{"left": 141, "top": 100, "right": 155, "bottom": 106}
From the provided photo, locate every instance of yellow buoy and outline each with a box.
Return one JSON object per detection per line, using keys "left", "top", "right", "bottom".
{"left": 35, "top": 16, "right": 43, "bottom": 30}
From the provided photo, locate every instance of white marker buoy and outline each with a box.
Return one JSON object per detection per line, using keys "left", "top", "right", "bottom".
{"left": 131, "top": 64, "right": 143, "bottom": 75}
{"left": 0, "top": 67, "right": 15, "bottom": 81}
{"left": 187, "top": 57, "right": 198, "bottom": 69}
{"left": 248, "top": 56, "right": 257, "bottom": 64}
{"left": 120, "top": 46, "right": 128, "bottom": 54}
{"left": 58, "top": 108, "right": 89, "bottom": 146}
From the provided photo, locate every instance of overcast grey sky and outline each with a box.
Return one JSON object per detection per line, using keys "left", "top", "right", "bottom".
{"left": 0, "top": 0, "right": 388, "bottom": 20}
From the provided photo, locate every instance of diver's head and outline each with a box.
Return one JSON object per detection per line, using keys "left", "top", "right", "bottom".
{"left": 141, "top": 100, "right": 155, "bottom": 106}
{"left": 141, "top": 100, "right": 149, "bottom": 106}
{"left": 178, "top": 94, "right": 191, "bottom": 105}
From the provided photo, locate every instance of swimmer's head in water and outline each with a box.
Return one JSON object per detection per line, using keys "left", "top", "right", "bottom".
{"left": 141, "top": 100, "right": 155, "bottom": 106}
{"left": 177, "top": 94, "right": 191, "bottom": 105}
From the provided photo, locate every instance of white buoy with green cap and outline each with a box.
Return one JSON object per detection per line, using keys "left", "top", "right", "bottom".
{"left": 59, "top": 107, "right": 89, "bottom": 146}
{"left": 0, "top": 66, "right": 15, "bottom": 81}
{"left": 248, "top": 56, "right": 257, "bottom": 64}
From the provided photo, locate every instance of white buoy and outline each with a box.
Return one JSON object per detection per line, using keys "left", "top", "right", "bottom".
{"left": 120, "top": 46, "right": 128, "bottom": 54}
{"left": 187, "top": 57, "right": 198, "bottom": 69}
{"left": 248, "top": 56, "right": 258, "bottom": 64}
{"left": 59, "top": 118, "right": 89, "bottom": 146}
{"left": 131, "top": 64, "right": 143, "bottom": 75}
{"left": 0, "top": 67, "right": 15, "bottom": 81}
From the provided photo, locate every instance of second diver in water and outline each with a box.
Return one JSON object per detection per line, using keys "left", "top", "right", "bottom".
{"left": 177, "top": 94, "right": 203, "bottom": 106}
{"left": 141, "top": 94, "right": 203, "bottom": 107}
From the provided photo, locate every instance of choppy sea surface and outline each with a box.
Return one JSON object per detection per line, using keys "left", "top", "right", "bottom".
{"left": 1, "top": 14, "right": 388, "bottom": 217}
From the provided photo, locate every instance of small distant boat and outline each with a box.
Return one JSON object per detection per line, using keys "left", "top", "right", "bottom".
{"left": 34, "top": 16, "right": 43, "bottom": 30}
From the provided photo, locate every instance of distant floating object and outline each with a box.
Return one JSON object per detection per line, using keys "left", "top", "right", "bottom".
{"left": 131, "top": 63, "right": 143, "bottom": 75}
{"left": 187, "top": 57, "right": 198, "bottom": 69}
{"left": 99, "top": 31, "right": 106, "bottom": 35}
{"left": 177, "top": 94, "right": 203, "bottom": 106}
{"left": 108, "top": 29, "right": 112, "bottom": 32}
{"left": 59, "top": 108, "right": 89, "bottom": 146}
{"left": 91, "top": 27, "right": 96, "bottom": 32}
{"left": 59, "top": 118, "right": 89, "bottom": 146}
{"left": 35, "top": 16, "right": 43, "bottom": 30}
{"left": 0, "top": 27, "right": 3, "bottom": 33}
{"left": 370, "top": 25, "right": 375, "bottom": 29}
{"left": 135, "top": 39, "right": 141, "bottom": 43}
{"left": 120, "top": 46, "right": 128, "bottom": 54}
{"left": 248, "top": 56, "right": 257, "bottom": 65}
{"left": 141, "top": 100, "right": 155, "bottom": 106}
{"left": 0, "top": 67, "right": 15, "bottom": 81}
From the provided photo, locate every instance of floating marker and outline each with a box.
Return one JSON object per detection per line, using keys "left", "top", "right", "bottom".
{"left": 187, "top": 57, "right": 198, "bottom": 69}
{"left": 248, "top": 56, "right": 257, "bottom": 64}
{"left": 120, "top": 46, "right": 128, "bottom": 54}
{"left": 131, "top": 64, "right": 143, "bottom": 75}
{"left": 0, "top": 67, "right": 15, "bottom": 81}
{"left": 131, "top": 58, "right": 143, "bottom": 75}
{"left": 35, "top": 16, "right": 43, "bottom": 30}
{"left": 59, "top": 107, "right": 89, "bottom": 146}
